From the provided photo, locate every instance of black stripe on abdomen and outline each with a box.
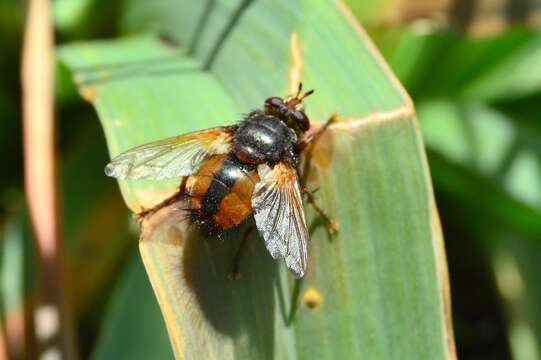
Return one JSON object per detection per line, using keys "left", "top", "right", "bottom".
{"left": 201, "top": 154, "right": 255, "bottom": 216}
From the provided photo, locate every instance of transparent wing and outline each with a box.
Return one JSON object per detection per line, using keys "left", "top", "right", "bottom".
{"left": 104, "top": 127, "right": 235, "bottom": 180}
{"left": 252, "top": 163, "right": 309, "bottom": 278}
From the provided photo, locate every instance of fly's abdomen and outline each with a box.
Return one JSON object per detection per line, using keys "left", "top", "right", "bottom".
{"left": 185, "top": 154, "right": 258, "bottom": 235}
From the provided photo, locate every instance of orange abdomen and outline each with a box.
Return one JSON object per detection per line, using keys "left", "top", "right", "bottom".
{"left": 184, "top": 154, "right": 259, "bottom": 235}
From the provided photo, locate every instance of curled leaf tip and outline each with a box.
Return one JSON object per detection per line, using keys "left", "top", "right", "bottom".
{"left": 79, "top": 86, "right": 97, "bottom": 102}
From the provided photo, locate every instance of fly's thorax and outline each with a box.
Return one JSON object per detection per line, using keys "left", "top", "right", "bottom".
{"left": 233, "top": 112, "right": 298, "bottom": 165}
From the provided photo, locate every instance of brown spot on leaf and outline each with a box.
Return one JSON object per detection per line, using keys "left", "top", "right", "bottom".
{"left": 302, "top": 123, "right": 335, "bottom": 186}
{"left": 310, "top": 125, "right": 335, "bottom": 170}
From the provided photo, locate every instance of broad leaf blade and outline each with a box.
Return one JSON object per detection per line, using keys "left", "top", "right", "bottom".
{"left": 58, "top": 1, "right": 454, "bottom": 359}
{"left": 92, "top": 252, "right": 172, "bottom": 360}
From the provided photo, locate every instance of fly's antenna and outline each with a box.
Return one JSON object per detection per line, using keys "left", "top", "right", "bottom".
{"left": 295, "top": 82, "right": 303, "bottom": 99}
{"left": 287, "top": 82, "right": 315, "bottom": 109}
{"left": 299, "top": 88, "right": 314, "bottom": 101}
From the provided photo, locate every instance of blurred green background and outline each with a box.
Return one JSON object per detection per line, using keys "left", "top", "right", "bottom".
{"left": 2, "top": 0, "right": 541, "bottom": 358}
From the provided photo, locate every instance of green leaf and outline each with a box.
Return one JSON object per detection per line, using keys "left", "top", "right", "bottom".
{"left": 491, "top": 233, "right": 541, "bottom": 359}
{"left": 371, "top": 28, "right": 541, "bottom": 102}
{"left": 0, "top": 207, "right": 35, "bottom": 359}
{"left": 61, "top": 120, "right": 135, "bottom": 316}
{"left": 58, "top": 0, "right": 454, "bottom": 358}
{"left": 418, "top": 99, "right": 541, "bottom": 236}
{"left": 92, "top": 251, "right": 172, "bottom": 360}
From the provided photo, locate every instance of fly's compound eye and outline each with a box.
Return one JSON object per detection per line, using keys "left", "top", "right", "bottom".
{"left": 291, "top": 110, "right": 310, "bottom": 131}
{"left": 264, "top": 97, "right": 284, "bottom": 109}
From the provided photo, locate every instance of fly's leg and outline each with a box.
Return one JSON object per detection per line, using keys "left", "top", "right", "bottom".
{"left": 137, "top": 192, "right": 180, "bottom": 222}
{"left": 136, "top": 185, "right": 186, "bottom": 223}
{"left": 229, "top": 225, "right": 256, "bottom": 280}
{"left": 297, "top": 113, "right": 339, "bottom": 234}
{"left": 297, "top": 113, "right": 338, "bottom": 151}
{"left": 289, "top": 29, "right": 338, "bottom": 236}
{"left": 301, "top": 186, "right": 339, "bottom": 234}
